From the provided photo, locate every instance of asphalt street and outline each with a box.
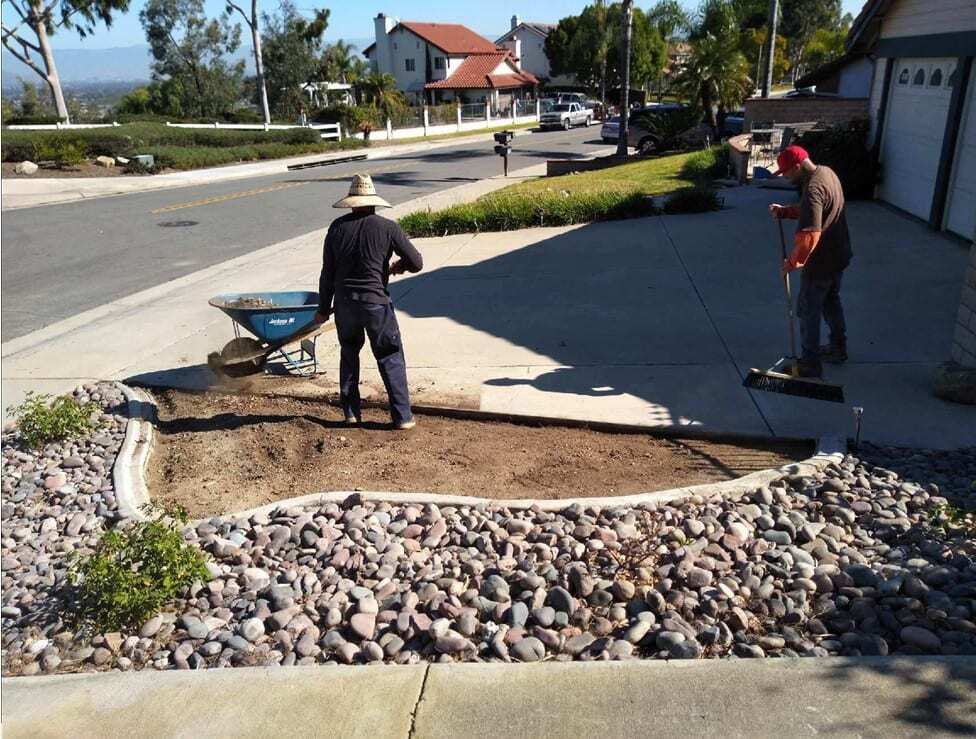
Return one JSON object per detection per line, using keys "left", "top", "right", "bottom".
{"left": 1, "top": 126, "right": 608, "bottom": 340}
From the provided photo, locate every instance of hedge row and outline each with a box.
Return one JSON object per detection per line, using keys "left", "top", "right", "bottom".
{"left": 1, "top": 122, "right": 327, "bottom": 163}
{"left": 398, "top": 187, "right": 722, "bottom": 237}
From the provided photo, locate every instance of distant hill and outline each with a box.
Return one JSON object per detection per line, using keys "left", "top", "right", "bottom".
{"left": 2, "top": 45, "right": 155, "bottom": 87}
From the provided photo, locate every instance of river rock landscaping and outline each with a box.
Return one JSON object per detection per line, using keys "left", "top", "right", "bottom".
{"left": 2, "top": 383, "right": 974, "bottom": 676}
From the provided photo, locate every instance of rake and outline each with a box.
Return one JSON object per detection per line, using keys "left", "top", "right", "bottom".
{"left": 743, "top": 219, "right": 845, "bottom": 404}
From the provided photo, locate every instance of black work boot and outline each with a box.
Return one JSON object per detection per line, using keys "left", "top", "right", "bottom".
{"left": 818, "top": 342, "right": 848, "bottom": 364}
{"left": 794, "top": 357, "right": 823, "bottom": 378}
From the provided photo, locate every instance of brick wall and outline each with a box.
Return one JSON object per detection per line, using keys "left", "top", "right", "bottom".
{"left": 950, "top": 241, "right": 976, "bottom": 369}
{"left": 743, "top": 97, "right": 869, "bottom": 130}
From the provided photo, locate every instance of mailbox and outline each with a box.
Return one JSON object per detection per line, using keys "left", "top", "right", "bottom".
{"left": 493, "top": 131, "right": 514, "bottom": 176}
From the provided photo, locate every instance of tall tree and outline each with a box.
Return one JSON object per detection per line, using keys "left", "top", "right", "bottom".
{"left": 760, "top": 0, "right": 777, "bottom": 97}
{"left": 260, "top": 1, "right": 329, "bottom": 118}
{"left": 800, "top": 14, "right": 852, "bottom": 74}
{"left": 673, "top": 0, "right": 751, "bottom": 132}
{"left": 545, "top": 2, "right": 664, "bottom": 103}
{"left": 224, "top": 0, "right": 270, "bottom": 124}
{"left": 648, "top": 0, "right": 689, "bottom": 103}
{"left": 778, "top": 0, "right": 842, "bottom": 78}
{"left": 647, "top": 0, "right": 688, "bottom": 42}
{"left": 141, "top": 0, "right": 244, "bottom": 119}
{"left": 616, "top": 0, "right": 633, "bottom": 156}
{"left": 1, "top": 0, "right": 130, "bottom": 122}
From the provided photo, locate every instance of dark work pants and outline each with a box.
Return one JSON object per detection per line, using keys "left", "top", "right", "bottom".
{"left": 334, "top": 300, "right": 412, "bottom": 425}
{"left": 796, "top": 271, "right": 847, "bottom": 361}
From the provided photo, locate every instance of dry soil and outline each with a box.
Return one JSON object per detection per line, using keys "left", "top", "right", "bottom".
{"left": 147, "top": 390, "right": 814, "bottom": 518}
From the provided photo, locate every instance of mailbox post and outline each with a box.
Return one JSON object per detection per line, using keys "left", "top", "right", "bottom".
{"left": 493, "top": 130, "right": 514, "bottom": 176}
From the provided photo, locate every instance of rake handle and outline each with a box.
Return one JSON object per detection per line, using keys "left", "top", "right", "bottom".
{"left": 778, "top": 218, "right": 798, "bottom": 363}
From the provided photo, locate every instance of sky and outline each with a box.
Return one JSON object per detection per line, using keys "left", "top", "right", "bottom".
{"left": 33, "top": 0, "right": 869, "bottom": 50}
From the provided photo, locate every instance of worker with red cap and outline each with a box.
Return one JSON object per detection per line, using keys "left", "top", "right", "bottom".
{"left": 768, "top": 145, "right": 852, "bottom": 378}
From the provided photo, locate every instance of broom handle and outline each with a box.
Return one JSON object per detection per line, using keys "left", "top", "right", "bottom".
{"left": 778, "top": 218, "right": 797, "bottom": 359}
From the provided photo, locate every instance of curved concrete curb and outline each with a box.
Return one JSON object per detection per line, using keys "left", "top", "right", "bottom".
{"left": 113, "top": 383, "right": 156, "bottom": 521}
{"left": 112, "top": 383, "right": 846, "bottom": 523}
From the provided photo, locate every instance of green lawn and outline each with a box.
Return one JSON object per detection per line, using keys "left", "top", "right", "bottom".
{"left": 495, "top": 149, "right": 702, "bottom": 200}
{"left": 398, "top": 148, "right": 724, "bottom": 237}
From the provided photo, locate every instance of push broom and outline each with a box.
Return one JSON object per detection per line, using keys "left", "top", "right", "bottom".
{"left": 742, "top": 218, "right": 845, "bottom": 403}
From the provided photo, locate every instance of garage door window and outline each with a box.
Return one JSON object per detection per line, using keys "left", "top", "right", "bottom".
{"left": 913, "top": 68, "right": 926, "bottom": 86}
{"left": 898, "top": 68, "right": 910, "bottom": 84}
{"left": 930, "top": 69, "right": 943, "bottom": 87}
{"left": 948, "top": 68, "right": 958, "bottom": 88}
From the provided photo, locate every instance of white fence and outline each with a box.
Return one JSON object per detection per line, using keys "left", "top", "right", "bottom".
{"left": 4, "top": 120, "right": 343, "bottom": 141}
{"left": 352, "top": 101, "right": 541, "bottom": 142}
{"left": 164, "top": 121, "right": 342, "bottom": 140}
{"left": 6, "top": 122, "right": 121, "bottom": 130}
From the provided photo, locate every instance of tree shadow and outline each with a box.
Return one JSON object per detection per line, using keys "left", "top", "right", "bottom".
{"left": 389, "top": 216, "right": 760, "bottom": 436}
{"left": 823, "top": 657, "right": 976, "bottom": 736}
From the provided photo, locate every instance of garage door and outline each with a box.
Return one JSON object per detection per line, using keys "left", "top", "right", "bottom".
{"left": 945, "top": 60, "right": 976, "bottom": 240}
{"left": 879, "top": 58, "right": 956, "bottom": 220}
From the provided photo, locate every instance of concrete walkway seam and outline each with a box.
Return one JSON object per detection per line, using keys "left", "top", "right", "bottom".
{"left": 112, "top": 383, "right": 846, "bottom": 524}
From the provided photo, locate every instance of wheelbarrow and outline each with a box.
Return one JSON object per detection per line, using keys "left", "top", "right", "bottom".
{"left": 207, "top": 291, "right": 325, "bottom": 378}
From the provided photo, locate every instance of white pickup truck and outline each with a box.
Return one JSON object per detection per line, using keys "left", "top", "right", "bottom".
{"left": 539, "top": 102, "right": 593, "bottom": 130}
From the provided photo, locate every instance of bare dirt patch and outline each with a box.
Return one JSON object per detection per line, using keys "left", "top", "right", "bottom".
{"left": 147, "top": 389, "right": 814, "bottom": 518}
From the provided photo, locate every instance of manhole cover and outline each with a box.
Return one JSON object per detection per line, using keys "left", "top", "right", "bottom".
{"left": 158, "top": 220, "right": 198, "bottom": 227}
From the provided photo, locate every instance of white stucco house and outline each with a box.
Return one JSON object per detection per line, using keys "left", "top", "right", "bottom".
{"left": 494, "top": 15, "right": 576, "bottom": 88}
{"left": 846, "top": 0, "right": 975, "bottom": 240}
{"left": 363, "top": 14, "right": 538, "bottom": 106}
{"left": 842, "top": 0, "right": 976, "bottom": 374}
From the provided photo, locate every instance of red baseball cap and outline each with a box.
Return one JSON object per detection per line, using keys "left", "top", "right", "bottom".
{"left": 772, "top": 145, "right": 809, "bottom": 176}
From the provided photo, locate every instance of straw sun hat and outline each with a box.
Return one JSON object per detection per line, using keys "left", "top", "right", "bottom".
{"left": 332, "top": 173, "right": 391, "bottom": 209}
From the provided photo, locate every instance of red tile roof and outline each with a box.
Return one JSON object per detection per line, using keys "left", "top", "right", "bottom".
{"left": 425, "top": 52, "right": 538, "bottom": 89}
{"left": 399, "top": 21, "right": 498, "bottom": 54}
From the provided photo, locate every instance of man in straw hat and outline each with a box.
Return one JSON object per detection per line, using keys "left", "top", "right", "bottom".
{"left": 315, "top": 173, "right": 423, "bottom": 429}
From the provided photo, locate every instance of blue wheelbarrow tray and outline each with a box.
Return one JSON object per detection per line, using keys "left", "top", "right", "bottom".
{"left": 209, "top": 291, "right": 321, "bottom": 342}
{"left": 208, "top": 291, "right": 323, "bottom": 376}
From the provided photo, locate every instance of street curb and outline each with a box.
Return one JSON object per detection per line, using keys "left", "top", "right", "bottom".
{"left": 0, "top": 126, "right": 548, "bottom": 211}
{"left": 112, "top": 383, "right": 846, "bottom": 523}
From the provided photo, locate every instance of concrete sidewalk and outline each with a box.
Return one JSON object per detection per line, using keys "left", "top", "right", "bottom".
{"left": 3, "top": 657, "right": 974, "bottom": 738}
{"left": 0, "top": 127, "right": 542, "bottom": 211}
{"left": 3, "top": 184, "right": 972, "bottom": 447}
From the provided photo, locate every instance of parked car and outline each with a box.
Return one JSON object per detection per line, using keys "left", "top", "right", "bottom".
{"left": 600, "top": 116, "right": 620, "bottom": 142}
{"left": 600, "top": 104, "right": 688, "bottom": 150}
{"left": 539, "top": 102, "right": 593, "bottom": 130}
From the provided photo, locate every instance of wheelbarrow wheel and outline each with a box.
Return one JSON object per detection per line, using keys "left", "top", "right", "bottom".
{"left": 208, "top": 337, "right": 267, "bottom": 378}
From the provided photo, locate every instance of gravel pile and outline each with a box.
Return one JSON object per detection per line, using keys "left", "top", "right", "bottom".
{"left": 2, "top": 383, "right": 128, "bottom": 676}
{"left": 2, "top": 390, "right": 974, "bottom": 675}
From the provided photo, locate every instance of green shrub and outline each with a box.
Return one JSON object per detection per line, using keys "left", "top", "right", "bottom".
{"left": 1, "top": 123, "right": 327, "bottom": 163}
{"left": 2, "top": 139, "right": 37, "bottom": 162}
{"left": 797, "top": 119, "right": 879, "bottom": 199}
{"left": 680, "top": 145, "right": 731, "bottom": 183}
{"left": 68, "top": 505, "right": 209, "bottom": 631}
{"left": 6, "top": 392, "right": 101, "bottom": 449}
{"left": 33, "top": 135, "right": 86, "bottom": 167}
{"left": 399, "top": 191, "right": 658, "bottom": 236}
{"left": 663, "top": 186, "right": 724, "bottom": 214}
{"left": 4, "top": 114, "right": 65, "bottom": 125}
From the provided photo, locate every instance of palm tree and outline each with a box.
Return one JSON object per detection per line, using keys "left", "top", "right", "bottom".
{"left": 358, "top": 72, "right": 404, "bottom": 118}
{"left": 672, "top": 5, "right": 751, "bottom": 134}
{"left": 324, "top": 39, "right": 356, "bottom": 83}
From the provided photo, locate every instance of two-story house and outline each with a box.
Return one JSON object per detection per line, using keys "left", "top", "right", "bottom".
{"left": 494, "top": 15, "right": 575, "bottom": 88}
{"left": 364, "top": 14, "right": 538, "bottom": 107}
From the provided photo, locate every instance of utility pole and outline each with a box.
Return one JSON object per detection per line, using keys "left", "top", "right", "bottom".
{"left": 761, "top": 0, "right": 778, "bottom": 98}
{"left": 617, "top": 0, "right": 634, "bottom": 157}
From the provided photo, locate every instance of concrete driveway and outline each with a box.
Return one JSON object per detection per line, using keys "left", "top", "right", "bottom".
{"left": 331, "top": 185, "right": 974, "bottom": 447}
{"left": 4, "top": 182, "right": 972, "bottom": 448}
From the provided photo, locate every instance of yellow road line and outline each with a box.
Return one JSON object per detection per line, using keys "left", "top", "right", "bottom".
{"left": 151, "top": 181, "right": 309, "bottom": 214}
